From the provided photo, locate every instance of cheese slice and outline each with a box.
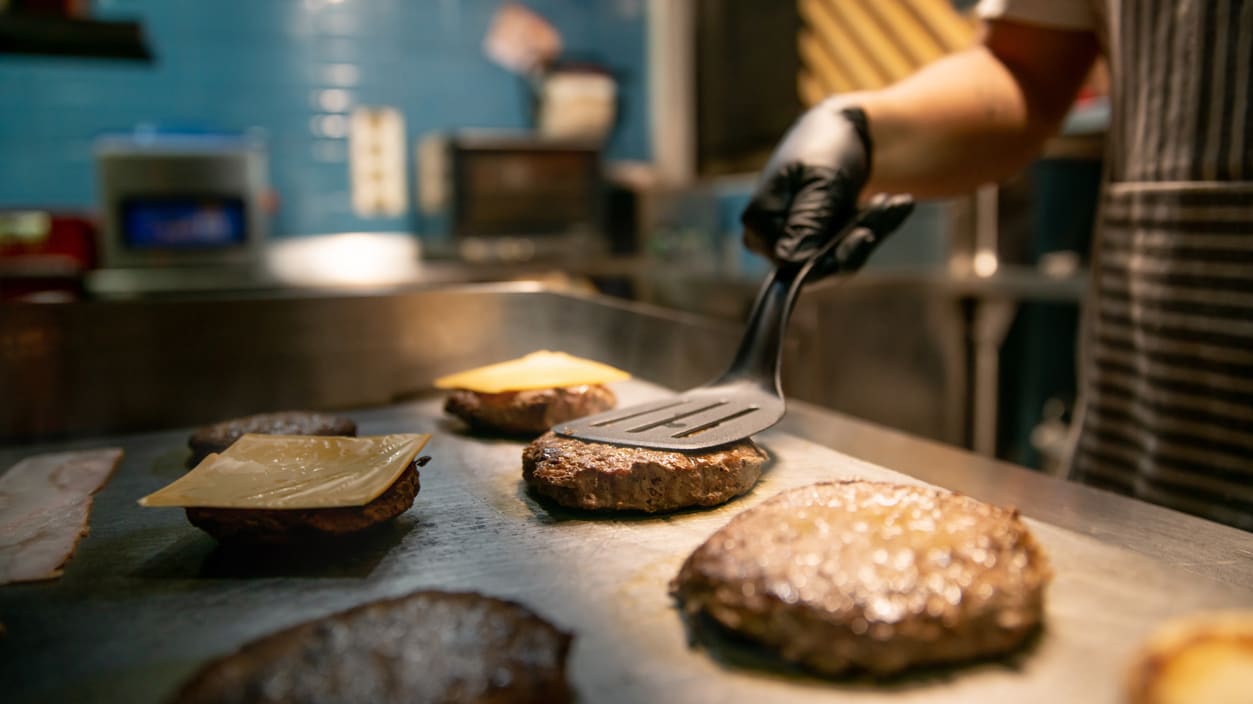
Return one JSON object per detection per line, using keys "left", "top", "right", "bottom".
{"left": 433, "top": 350, "right": 630, "bottom": 394}
{"left": 139, "top": 433, "right": 429, "bottom": 509}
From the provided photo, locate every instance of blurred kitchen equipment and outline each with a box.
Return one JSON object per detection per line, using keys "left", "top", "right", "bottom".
{"left": 265, "top": 232, "right": 422, "bottom": 289}
{"left": 419, "top": 130, "right": 604, "bottom": 262}
{"left": 0, "top": 2, "right": 153, "bottom": 61}
{"left": 0, "top": 210, "right": 96, "bottom": 301}
{"left": 4, "top": 0, "right": 90, "bottom": 16}
{"left": 349, "top": 106, "right": 407, "bottom": 217}
{"left": 536, "top": 64, "right": 617, "bottom": 142}
{"left": 481, "top": 3, "right": 616, "bottom": 143}
{"left": 483, "top": 1, "right": 561, "bottom": 76}
{"left": 558, "top": 195, "right": 914, "bottom": 450}
{"left": 95, "top": 130, "right": 269, "bottom": 270}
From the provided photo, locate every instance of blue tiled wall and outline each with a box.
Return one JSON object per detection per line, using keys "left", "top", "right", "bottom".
{"left": 0, "top": 0, "right": 649, "bottom": 237}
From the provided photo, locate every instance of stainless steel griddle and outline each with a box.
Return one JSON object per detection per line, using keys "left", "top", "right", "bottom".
{"left": 1, "top": 285, "right": 1250, "bottom": 703}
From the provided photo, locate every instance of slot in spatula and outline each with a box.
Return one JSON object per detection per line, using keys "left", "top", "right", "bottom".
{"left": 555, "top": 194, "right": 914, "bottom": 451}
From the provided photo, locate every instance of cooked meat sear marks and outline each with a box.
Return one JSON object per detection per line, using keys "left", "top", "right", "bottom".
{"left": 672, "top": 480, "right": 1051, "bottom": 676}
{"left": 445, "top": 384, "right": 615, "bottom": 436}
{"left": 185, "top": 464, "right": 419, "bottom": 544}
{"left": 522, "top": 431, "right": 766, "bottom": 513}
{"left": 187, "top": 411, "right": 358, "bottom": 468}
{"left": 173, "top": 590, "right": 573, "bottom": 704}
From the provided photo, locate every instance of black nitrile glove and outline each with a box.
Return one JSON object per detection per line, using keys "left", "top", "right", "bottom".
{"left": 807, "top": 193, "right": 914, "bottom": 280}
{"left": 741, "top": 99, "right": 872, "bottom": 264}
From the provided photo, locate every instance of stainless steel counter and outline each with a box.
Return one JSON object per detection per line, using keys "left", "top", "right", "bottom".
{"left": 2, "top": 285, "right": 1250, "bottom": 703}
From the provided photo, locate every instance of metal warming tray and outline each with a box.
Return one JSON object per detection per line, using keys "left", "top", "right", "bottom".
{"left": 2, "top": 285, "right": 1250, "bottom": 703}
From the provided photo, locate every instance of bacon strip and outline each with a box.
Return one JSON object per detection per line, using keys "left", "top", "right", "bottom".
{"left": 0, "top": 448, "right": 123, "bottom": 585}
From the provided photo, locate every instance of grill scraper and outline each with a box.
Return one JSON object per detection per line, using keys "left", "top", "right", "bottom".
{"left": 555, "top": 193, "right": 914, "bottom": 451}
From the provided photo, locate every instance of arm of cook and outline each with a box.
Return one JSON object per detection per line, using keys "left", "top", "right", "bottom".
{"left": 742, "top": 17, "right": 1099, "bottom": 266}
{"left": 856, "top": 18, "right": 1100, "bottom": 198}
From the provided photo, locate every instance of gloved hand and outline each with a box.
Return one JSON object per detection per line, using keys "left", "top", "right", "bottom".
{"left": 741, "top": 99, "right": 872, "bottom": 264}
{"left": 806, "top": 193, "right": 914, "bottom": 280}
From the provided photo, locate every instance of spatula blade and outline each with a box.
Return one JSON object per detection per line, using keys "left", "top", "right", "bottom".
{"left": 554, "top": 386, "right": 784, "bottom": 451}
{"left": 555, "top": 198, "right": 914, "bottom": 453}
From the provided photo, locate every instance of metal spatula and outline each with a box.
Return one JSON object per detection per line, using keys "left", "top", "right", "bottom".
{"left": 555, "top": 194, "right": 914, "bottom": 451}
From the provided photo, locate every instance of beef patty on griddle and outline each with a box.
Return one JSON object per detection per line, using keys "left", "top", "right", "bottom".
{"left": 187, "top": 411, "right": 358, "bottom": 468}
{"left": 672, "top": 480, "right": 1051, "bottom": 676}
{"left": 173, "top": 590, "right": 573, "bottom": 704}
{"left": 445, "top": 385, "right": 616, "bottom": 437}
{"left": 522, "top": 431, "right": 766, "bottom": 513}
{"left": 184, "top": 463, "right": 421, "bottom": 545}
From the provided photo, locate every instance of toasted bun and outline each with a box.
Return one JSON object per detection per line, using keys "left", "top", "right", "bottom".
{"left": 1126, "top": 610, "right": 1253, "bottom": 704}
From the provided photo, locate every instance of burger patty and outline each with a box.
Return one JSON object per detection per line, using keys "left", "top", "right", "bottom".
{"left": 185, "top": 464, "right": 420, "bottom": 544}
{"left": 522, "top": 431, "right": 766, "bottom": 513}
{"left": 172, "top": 590, "right": 574, "bottom": 704}
{"left": 444, "top": 385, "right": 616, "bottom": 436}
{"left": 672, "top": 480, "right": 1051, "bottom": 676}
{"left": 187, "top": 411, "right": 358, "bottom": 468}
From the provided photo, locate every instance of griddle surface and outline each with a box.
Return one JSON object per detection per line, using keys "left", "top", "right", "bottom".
{"left": 1, "top": 381, "right": 1249, "bottom": 703}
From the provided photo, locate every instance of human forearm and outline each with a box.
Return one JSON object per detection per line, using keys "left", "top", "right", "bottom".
{"left": 741, "top": 20, "right": 1099, "bottom": 264}
{"left": 852, "top": 21, "right": 1099, "bottom": 197}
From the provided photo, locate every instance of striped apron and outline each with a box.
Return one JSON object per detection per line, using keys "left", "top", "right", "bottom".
{"left": 1070, "top": 0, "right": 1253, "bottom": 530}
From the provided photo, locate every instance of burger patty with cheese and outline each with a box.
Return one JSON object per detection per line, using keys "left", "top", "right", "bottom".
{"left": 436, "top": 351, "right": 629, "bottom": 437}
{"left": 141, "top": 433, "right": 431, "bottom": 544}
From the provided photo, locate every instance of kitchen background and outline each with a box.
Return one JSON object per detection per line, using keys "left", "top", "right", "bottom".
{"left": 0, "top": 0, "right": 649, "bottom": 237}
{"left": 0, "top": 0, "right": 1104, "bottom": 472}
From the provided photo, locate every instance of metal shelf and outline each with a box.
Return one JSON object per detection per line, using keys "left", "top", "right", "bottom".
{"left": 0, "top": 14, "right": 152, "bottom": 61}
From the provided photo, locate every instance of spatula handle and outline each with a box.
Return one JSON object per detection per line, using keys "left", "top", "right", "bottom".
{"left": 716, "top": 194, "right": 915, "bottom": 393}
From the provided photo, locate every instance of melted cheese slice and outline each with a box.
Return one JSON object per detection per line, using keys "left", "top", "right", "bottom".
{"left": 433, "top": 350, "right": 630, "bottom": 393}
{"left": 139, "top": 433, "right": 429, "bottom": 509}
